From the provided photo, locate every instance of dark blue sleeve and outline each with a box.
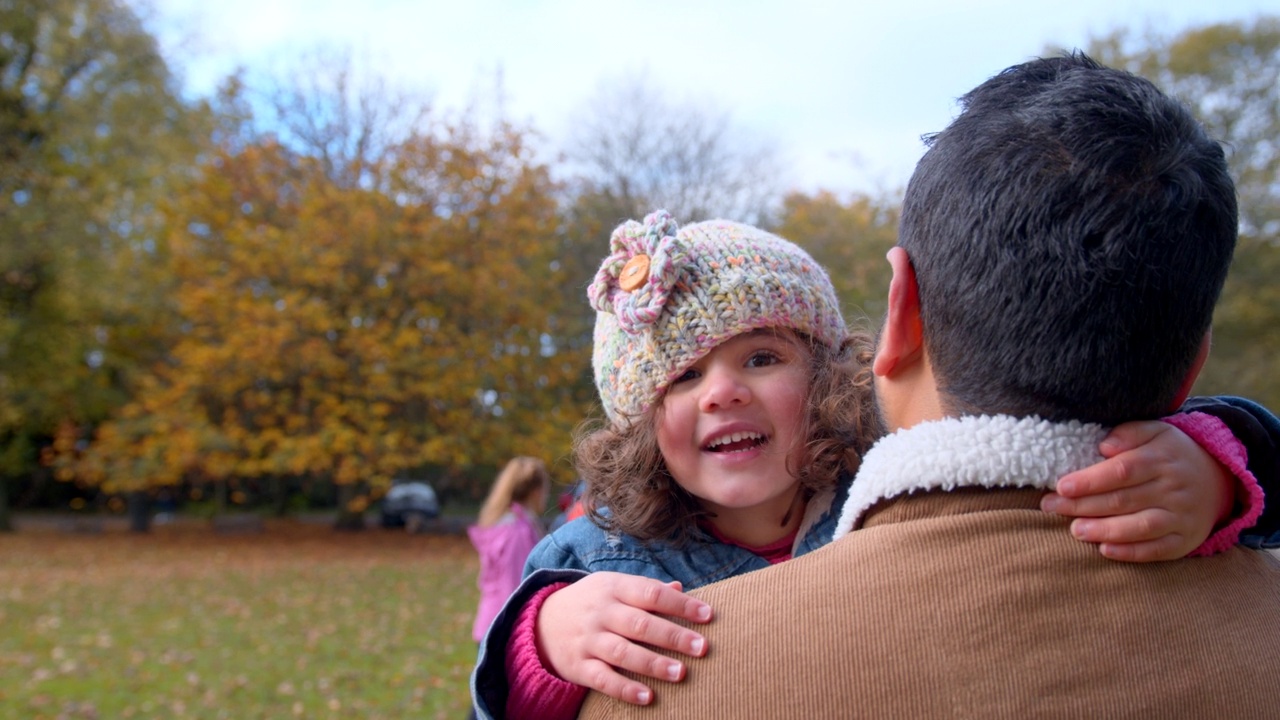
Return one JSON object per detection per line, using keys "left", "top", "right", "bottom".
{"left": 1179, "top": 395, "right": 1280, "bottom": 548}
{"left": 470, "top": 567, "right": 589, "bottom": 720}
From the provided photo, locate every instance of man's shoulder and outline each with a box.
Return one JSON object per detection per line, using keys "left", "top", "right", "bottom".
{"left": 614, "top": 498, "right": 1280, "bottom": 720}
{"left": 685, "top": 507, "right": 939, "bottom": 606}
{"left": 691, "top": 487, "right": 1280, "bottom": 605}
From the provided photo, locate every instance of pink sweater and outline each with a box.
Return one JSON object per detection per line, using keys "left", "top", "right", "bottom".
{"left": 1163, "top": 412, "right": 1265, "bottom": 555}
{"left": 504, "top": 582, "right": 583, "bottom": 719}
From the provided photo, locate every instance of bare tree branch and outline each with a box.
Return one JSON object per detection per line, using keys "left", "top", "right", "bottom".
{"left": 565, "top": 72, "right": 784, "bottom": 226}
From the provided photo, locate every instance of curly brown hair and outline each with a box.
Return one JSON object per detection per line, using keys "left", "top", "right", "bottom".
{"left": 573, "top": 327, "right": 881, "bottom": 545}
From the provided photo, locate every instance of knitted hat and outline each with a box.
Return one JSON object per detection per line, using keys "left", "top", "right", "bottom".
{"left": 588, "top": 210, "right": 847, "bottom": 424}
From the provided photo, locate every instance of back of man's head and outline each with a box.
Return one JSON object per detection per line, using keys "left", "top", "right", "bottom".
{"left": 899, "top": 52, "right": 1237, "bottom": 425}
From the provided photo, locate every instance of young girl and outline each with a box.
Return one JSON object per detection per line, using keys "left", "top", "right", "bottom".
{"left": 467, "top": 456, "right": 552, "bottom": 645}
{"left": 471, "top": 211, "right": 1276, "bottom": 719}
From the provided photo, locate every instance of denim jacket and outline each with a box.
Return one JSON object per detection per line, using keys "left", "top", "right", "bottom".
{"left": 469, "top": 475, "right": 852, "bottom": 719}
{"left": 522, "top": 476, "right": 850, "bottom": 587}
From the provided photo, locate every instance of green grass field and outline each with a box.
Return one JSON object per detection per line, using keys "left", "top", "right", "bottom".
{"left": 0, "top": 521, "right": 481, "bottom": 719}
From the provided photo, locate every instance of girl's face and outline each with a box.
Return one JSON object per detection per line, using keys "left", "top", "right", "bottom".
{"left": 656, "top": 329, "right": 811, "bottom": 533}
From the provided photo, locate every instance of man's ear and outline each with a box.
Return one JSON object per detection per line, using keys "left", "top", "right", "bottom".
{"left": 873, "top": 247, "right": 925, "bottom": 378}
{"left": 1168, "top": 330, "right": 1212, "bottom": 411}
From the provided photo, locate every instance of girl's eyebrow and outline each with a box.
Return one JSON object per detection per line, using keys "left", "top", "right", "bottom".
{"left": 741, "top": 328, "right": 785, "bottom": 340}
{"left": 740, "top": 328, "right": 799, "bottom": 345}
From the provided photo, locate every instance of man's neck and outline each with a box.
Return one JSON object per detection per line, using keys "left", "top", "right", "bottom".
{"left": 874, "top": 348, "right": 947, "bottom": 433}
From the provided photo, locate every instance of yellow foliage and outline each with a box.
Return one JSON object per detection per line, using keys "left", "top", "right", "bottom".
{"left": 775, "top": 190, "right": 901, "bottom": 326}
{"left": 68, "top": 123, "right": 590, "bottom": 492}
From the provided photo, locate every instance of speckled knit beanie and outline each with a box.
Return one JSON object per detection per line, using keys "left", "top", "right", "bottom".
{"left": 588, "top": 210, "right": 847, "bottom": 424}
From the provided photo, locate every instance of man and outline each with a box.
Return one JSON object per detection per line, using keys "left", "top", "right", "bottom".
{"left": 578, "top": 52, "right": 1280, "bottom": 719}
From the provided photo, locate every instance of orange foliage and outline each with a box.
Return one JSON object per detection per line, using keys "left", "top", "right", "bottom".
{"left": 774, "top": 190, "right": 901, "bottom": 326}
{"left": 65, "top": 122, "right": 588, "bottom": 493}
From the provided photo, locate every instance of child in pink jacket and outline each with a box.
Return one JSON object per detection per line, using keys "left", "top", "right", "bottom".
{"left": 468, "top": 457, "right": 551, "bottom": 643}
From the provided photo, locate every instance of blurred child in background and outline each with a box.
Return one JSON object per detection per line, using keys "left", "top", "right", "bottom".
{"left": 468, "top": 457, "right": 551, "bottom": 644}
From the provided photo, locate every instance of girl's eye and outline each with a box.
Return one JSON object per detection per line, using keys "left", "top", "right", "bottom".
{"left": 746, "top": 350, "right": 781, "bottom": 368}
{"left": 671, "top": 368, "right": 700, "bottom": 385}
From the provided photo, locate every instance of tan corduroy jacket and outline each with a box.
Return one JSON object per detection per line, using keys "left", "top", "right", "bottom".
{"left": 579, "top": 417, "right": 1280, "bottom": 720}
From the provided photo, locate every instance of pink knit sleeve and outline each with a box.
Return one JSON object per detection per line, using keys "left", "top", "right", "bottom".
{"left": 1163, "top": 412, "right": 1265, "bottom": 556}
{"left": 504, "top": 582, "right": 589, "bottom": 720}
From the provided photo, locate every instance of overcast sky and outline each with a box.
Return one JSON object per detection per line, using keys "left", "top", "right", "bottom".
{"left": 149, "top": 0, "right": 1274, "bottom": 196}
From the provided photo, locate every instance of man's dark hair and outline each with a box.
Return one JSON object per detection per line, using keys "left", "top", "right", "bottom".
{"left": 898, "top": 52, "right": 1237, "bottom": 425}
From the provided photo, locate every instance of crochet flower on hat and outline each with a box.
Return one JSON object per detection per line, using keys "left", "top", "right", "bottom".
{"left": 587, "top": 210, "right": 690, "bottom": 334}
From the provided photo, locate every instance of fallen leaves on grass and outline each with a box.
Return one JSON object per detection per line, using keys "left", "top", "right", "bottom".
{"left": 0, "top": 522, "right": 481, "bottom": 719}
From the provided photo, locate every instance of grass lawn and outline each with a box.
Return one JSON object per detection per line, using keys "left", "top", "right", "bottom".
{"left": 0, "top": 521, "right": 481, "bottom": 719}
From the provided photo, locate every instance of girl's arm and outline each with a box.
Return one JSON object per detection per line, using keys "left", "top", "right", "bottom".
{"left": 472, "top": 533, "right": 712, "bottom": 719}
{"left": 473, "top": 568, "right": 588, "bottom": 719}
{"left": 533, "top": 573, "right": 710, "bottom": 705}
{"left": 502, "top": 574, "right": 711, "bottom": 719}
{"left": 504, "top": 583, "right": 587, "bottom": 720}
{"left": 1041, "top": 395, "right": 1280, "bottom": 561}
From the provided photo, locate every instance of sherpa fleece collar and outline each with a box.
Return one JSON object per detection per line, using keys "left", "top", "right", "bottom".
{"left": 832, "top": 415, "right": 1107, "bottom": 539}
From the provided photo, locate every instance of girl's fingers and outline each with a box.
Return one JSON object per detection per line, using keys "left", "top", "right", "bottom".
{"left": 1070, "top": 509, "right": 1175, "bottom": 544}
{"left": 613, "top": 575, "right": 713, "bottom": 625}
{"left": 1099, "top": 535, "right": 1186, "bottom": 563}
{"left": 587, "top": 630, "right": 691, "bottom": 685}
{"left": 602, "top": 601, "right": 708, "bottom": 657}
{"left": 1042, "top": 484, "right": 1157, "bottom": 518}
{"left": 1056, "top": 451, "right": 1151, "bottom": 497}
{"left": 1099, "top": 420, "right": 1166, "bottom": 457}
{"left": 576, "top": 659, "right": 657, "bottom": 706}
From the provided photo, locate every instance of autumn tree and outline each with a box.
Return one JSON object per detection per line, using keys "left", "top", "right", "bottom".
{"left": 63, "top": 64, "right": 587, "bottom": 528}
{"left": 1088, "top": 16, "right": 1280, "bottom": 409}
{"left": 774, "top": 190, "right": 900, "bottom": 329}
{"left": 0, "top": 0, "right": 208, "bottom": 530}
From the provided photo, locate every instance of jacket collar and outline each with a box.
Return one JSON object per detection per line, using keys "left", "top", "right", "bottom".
{"left": 834, "top": 415, "right": 1106, "bottom": 539}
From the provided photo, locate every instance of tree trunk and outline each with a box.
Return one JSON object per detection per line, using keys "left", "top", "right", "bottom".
{"left": 214, "top": 478, "right": 228, "bottom": 515}
{"left": 0, "top": 476, "right": 12, "bottom": 532}
{"left": 126, "top": 490, "right": 151, "bottom": 533}
{"left": 270, "top": 475, "right": 289, "bottom": 517}
{"left": 333, "top": 483, "right": 365, "bottom": 531}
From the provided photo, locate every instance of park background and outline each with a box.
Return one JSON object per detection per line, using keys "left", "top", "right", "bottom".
{"left": 2, "top": 1, "right": 1278, "bottom": 718}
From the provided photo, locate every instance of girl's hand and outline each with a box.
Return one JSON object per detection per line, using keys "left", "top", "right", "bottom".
{"left": 535, "top": 571, "right": 712, "bottom": 705}
{"left": 1041, "top": 420, "right": 1234, "bottom": 562}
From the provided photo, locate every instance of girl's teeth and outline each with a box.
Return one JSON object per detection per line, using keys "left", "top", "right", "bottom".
{"left": 710, "top": 432, "right": 762, "bottom": 449}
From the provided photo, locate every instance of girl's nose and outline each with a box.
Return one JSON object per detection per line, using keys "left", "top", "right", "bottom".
{"left": 698, "top": 365, "right": 751, "bottom": 412}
